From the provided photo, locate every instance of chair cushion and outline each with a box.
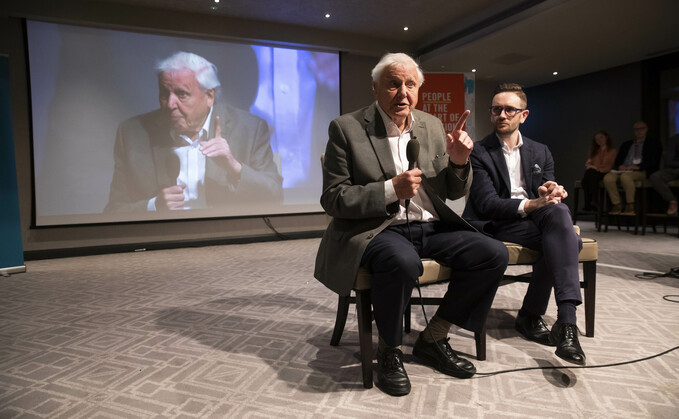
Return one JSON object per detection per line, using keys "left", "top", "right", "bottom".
{"left": 354, "top": 259, "right": 451, "bottom": 291}
{"left": 353, "top": 234, "right": 598, "bottom": 290}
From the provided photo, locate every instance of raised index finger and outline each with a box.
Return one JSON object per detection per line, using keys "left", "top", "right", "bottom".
{"left": 214, "top": 116, "right": 222, "bottom": 139}
{"left": 454, "top": 110, "right": 471, "bottom": 132}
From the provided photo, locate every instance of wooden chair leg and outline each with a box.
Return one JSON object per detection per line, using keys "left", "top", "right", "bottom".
{"left": 330, "top": 295, "right": 351, "bottom": 346}
{"left": 404, "top": 302, "right": 411, "bottom": 333}
{"left": 582, "top": 261, "right": 596, "bottom": 338}
{"left": 641, "top": 186, "right": 648, "bottom": 236}
{"left": 355, "top": 289, "right": 373, "bottom": 389}
{"left": 474, "top": 325, "right": 487, "bottom": 361}
{"left": 573, "top": 185, "right": 580, "bottom": 224}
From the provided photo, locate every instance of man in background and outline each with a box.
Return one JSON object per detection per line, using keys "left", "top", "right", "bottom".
{"left": 105, "top": 51, "right": 282, "bottom": 213}
{"left": 463, "top": 83, "right": 586, "bottom": 366}
{"left": 603, "top": 121, "right": 661, "bottom": 215}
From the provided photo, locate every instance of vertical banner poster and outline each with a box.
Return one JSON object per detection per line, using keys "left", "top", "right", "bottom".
{"left": 0, "top": 55, "right": 26, "bottom": 275}
{"left": 417, "top": 73, "right": 475, "bottom": 139}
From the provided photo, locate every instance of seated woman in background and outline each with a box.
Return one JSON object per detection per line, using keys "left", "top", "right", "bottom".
{"left": 581, "top": 131, "right": 617, "bottom": 211}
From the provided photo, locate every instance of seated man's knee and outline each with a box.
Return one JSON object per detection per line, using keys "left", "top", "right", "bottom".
{"left": 544, "top": 202, "right": 572, "bottom": 221}
{"left": 542, "top": 204, "right": 576, "bottom": 234}
{"left": 478, "top": 236, "right": 509, "bottom": 269}
{"left": 603, "top": 173, "right": 618, "bottom": 187}
{"left": 385, "top": 252, "right": 422, "bottom": 280}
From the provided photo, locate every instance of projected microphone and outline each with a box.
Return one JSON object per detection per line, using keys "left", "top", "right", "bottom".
{"left": 405, "top": 139, "right": 420, "bottom": 212}
{"left": 166, "top": 154, "right": 180, "bottom": 186}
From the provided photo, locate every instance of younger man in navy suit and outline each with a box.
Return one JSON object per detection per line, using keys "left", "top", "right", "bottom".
{"left": 462, "top": 83, "right": 586, "bottom": 365}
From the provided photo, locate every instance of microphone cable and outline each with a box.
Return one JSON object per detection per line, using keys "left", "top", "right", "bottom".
{"left": 263, "top": 216, "right": 291, "bottom": 240}
{"left": 469, "top": 344, "right": 679, "bottom": 378}
{"left": 633, "top": 267, "right": 679, "bottom": 303}
{"left": 405, "top": 204, "right": 450, "bottom": 356}
{"left": 634, "top": 266, "right": 679, "bottom": 280}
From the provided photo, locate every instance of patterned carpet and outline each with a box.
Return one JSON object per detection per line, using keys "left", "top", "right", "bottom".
{"left": 1, "top": 222, "right": 678, "bottom": 418}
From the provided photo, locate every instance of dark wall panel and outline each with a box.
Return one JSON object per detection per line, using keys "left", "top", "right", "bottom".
{"left": 522, "top": 63, "right": 643, "bottom": 210}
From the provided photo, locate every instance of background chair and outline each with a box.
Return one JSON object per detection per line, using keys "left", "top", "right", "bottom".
{"left": 602, "top": 179, "right": 648, "bottom": 235}
{"left": 642, "top": 179, "right": 679, "bottom": 237}
{"left": 572, "top": 179, "right": 606, "bottom": 230}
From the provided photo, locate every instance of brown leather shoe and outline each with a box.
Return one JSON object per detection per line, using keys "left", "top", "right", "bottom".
{"left": 608, "top": 204, "right": 622, "bottom": 214}
{"left": 621, "top": 203, "right": 636, "bottom": 215}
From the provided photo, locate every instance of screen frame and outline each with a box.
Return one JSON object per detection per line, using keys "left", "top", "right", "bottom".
{"left": 23, "top": 19, "right": 340, "bottom": 228}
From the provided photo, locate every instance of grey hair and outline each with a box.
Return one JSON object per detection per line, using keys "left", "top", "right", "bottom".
{"left": 371, "top": 52, "right": 425, "bottom": 87}
{"left": 155, "top": 52, "right": 221, "bottom": 91}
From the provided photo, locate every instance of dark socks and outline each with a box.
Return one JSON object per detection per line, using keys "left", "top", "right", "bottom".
{"left": 518, "top": 307, "right": 534, "bottom": 318}
{"left": 556, "top": 301, "right": 577, "bottom": 325}
{"left": 519, "top": 302, "right": 577, "bottom": 325}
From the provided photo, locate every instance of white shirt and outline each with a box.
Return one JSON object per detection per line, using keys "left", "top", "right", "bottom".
{"left": 148, "top": 107, "right": 214, "bottom": 211}
{"left": 497, "top": 132, "right": 529, "bottom": 217}
{"left": 376, "top": 103, "right": 438, "bottom": 224}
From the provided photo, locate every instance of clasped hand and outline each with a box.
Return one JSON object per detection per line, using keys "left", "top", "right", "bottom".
{"left": 526, "top": 181, "right": 568, "bottom": 212}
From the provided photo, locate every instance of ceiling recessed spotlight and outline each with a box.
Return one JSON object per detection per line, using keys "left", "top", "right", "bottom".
{"left": 553, "top": 71, "right": 558, "bottom": 76}
{"left": 472, "top": 69, "right": 477, "bottom": 73}
{"left": 325, "top": 13, "right": 330, "bottom": 18}
{"left": 214, "top": 0, "right": 219, "bottom": 3}
{"left": 403, "top": 26, "right": 409, "bottom": 31}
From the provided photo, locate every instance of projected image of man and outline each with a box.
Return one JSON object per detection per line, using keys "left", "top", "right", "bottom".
{"left": 104, "top": 52, "right": 283, "bottom": 212}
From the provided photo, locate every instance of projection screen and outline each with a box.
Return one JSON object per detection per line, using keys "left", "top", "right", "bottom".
{"left": 26, "top": 20, "right": 340, "bottom": 226}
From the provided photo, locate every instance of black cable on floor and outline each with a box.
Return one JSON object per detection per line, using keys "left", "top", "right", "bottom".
{"left": 634, "top": 267, "right": 679, "bottom": 279}
{"left": 263, "top": 216, "right": 291, "bottom": 240}
{"left": 473, "top": 345, "right": 679, "bottom": 377}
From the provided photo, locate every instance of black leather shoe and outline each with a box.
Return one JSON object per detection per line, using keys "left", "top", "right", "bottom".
{"left": 375, "top": 347, "right": 411, "bottom": 396}
{"left": 549, "top": 323, "right": 586, "bottom": 365}
{"left": 412, "top": 333, "right": 475, "bottom": 378}
{"left": 515, "top": 314, "right": 555, "bottom": 346}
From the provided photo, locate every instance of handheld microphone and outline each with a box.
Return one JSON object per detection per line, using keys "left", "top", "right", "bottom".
{"left": 405, "top": 139, "right": 420, "bottom": 211}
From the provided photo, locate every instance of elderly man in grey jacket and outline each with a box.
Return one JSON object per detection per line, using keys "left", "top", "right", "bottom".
{"left": 314, "top": 52, "right": 508, "bottom": 396}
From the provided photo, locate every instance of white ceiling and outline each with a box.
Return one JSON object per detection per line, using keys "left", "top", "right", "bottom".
{"left": 83, "top": 0, "right": 679, "bottom": 86}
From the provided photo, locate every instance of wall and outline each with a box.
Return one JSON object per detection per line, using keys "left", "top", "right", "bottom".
{"left": 0, "top": 0, "right": 402, "bottom": 257}
{"left": 521, "top": 63, "right": 644, "bottom": 210}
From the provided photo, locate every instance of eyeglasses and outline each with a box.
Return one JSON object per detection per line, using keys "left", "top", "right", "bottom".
{"left": 489, "top": 106, "right": 525, "bottom": 118}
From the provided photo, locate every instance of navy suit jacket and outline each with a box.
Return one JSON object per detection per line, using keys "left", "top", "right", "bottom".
{"left": 462, "top": 133, "right": 555, "bottom": 232}
{"left": 612, "top": 138, "right": 662, "bottom": 174}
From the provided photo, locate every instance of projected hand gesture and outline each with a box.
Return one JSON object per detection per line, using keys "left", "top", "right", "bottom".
{"left": 446, "top": 110, "right": 473, "bottom": 166}
{"left": 200, "top": 116, "right": 243, "bottom": 179}
{"left": 158, "top": 185, "right": 186, "bottom": 210}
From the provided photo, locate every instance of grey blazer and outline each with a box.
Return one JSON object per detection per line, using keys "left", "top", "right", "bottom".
{"left": 314, "top": 103, "right": 475, "bottom": 296}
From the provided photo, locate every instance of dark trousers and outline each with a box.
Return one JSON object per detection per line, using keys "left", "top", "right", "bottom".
{"left": 491, "top": 203, "right": 583, "bottom": 317}
{"left": 581, "top": 168, "right": 605, "bottom": 209}
{"left": 360, "top": 221, "right": 508, "bottom": 347}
